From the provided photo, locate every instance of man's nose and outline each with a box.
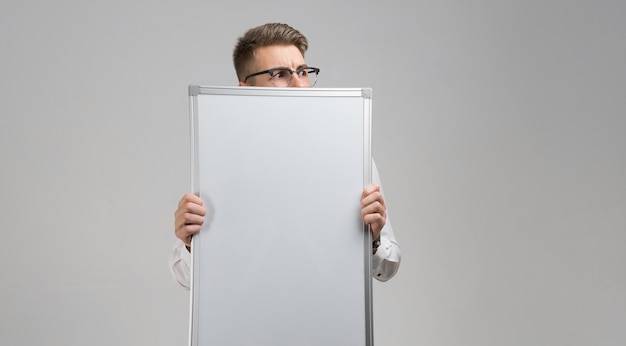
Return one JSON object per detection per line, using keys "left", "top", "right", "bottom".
{"left": 290, "top": 73, "right": 310, "bottom": 87}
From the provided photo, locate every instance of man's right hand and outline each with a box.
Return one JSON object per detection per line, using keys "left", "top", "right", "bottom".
{"left": 174, "top": 193, "right": 207, "bottom": 249}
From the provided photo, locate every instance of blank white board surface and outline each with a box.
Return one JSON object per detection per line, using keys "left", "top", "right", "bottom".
{"left": 189, "top": 86, "right": 373, "bottom": 346}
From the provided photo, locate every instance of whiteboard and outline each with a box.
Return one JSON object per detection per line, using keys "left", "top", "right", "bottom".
{"left": 189, "top": 86, "right": 374, "bottom": 346}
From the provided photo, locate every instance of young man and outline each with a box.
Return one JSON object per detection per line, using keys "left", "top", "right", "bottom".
{"left": 169, "top": 23, "right": 401, "bottom": 289}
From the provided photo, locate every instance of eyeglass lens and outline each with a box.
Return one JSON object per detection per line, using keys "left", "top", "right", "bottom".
{"left": 271, "top": 68, "right": 318, "bottom": 87}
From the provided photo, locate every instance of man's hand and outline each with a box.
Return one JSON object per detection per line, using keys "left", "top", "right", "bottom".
{"left": 174, "top": 193, "right": 207, "bottom": 248}
{"left": 361, "top": 183, "right": 387, "bottom": 244}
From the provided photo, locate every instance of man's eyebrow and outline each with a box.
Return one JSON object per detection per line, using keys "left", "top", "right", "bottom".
{"left": 267, "top": 64, "right": 308, "bottom": 71}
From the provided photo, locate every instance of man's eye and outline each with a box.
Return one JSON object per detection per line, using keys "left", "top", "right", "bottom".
{"left": 273, "top": 71, "right": 289, "bottom": 79}
{"left": 298, "top": 69, "right": 309, "bottom": 77}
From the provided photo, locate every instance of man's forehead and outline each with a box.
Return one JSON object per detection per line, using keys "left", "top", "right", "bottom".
{"left": 253, "top": 45, "right": 306, "bottom": 70}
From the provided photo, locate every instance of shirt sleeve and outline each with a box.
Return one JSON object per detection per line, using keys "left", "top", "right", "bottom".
{"left": 168, "top": 240, "right": 191, "bottom": 290}
{"left": 370, "top": 159, "right": 402, "bottom": 282}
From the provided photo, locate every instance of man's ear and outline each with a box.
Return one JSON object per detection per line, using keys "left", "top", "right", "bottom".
{"left": 239, "top": 81, "right": 247, "bottom": 86}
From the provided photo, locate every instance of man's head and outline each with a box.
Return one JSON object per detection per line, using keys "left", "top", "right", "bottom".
{"left": 233, "top": 23, "right": 318, "bottom": 87}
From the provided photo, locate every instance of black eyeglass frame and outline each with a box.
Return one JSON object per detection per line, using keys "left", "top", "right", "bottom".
{"left": 243, "top": 67, "right": 320, "bottom": 86}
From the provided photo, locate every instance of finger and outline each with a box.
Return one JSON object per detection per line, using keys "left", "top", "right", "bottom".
{"left": 361, "top": 190, "right": 386, "bottom": 209}
{"left": 175, "top": 201, "right": 207, "bottom": 219}
{"left": 175, "top": 212, "right": 204, "bottom": 229}
{"left": 178, "top": 193, "right": 204, "bottom": 208}
{"left": 176, "top": 224, "right": 202, "bottom": 237}
{"left": 175, "top": 224, "right": 203, "bottom": 244}
{"left": 361, "top": 201, "right": 386, "bottom": 220}
{"left": 362, "top": 212, "right": 385, "bottom": 224}
{"left": 362, "top": 212, "right": 385, "bottom": 239}
{"left": 361, "top": 183, "right": 380, "bottom": 198}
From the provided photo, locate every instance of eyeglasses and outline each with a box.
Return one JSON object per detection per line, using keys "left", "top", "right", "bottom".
{"left": 243, "top": 67, "right": 320, "bottom": 87}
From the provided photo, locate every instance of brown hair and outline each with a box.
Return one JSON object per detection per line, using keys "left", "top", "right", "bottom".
{"left": 233, "top": 23, "right": 308, "bottom": 82}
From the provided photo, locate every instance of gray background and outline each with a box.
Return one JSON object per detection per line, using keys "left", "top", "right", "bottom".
{"left": 1, "top": 1, "right": 624, "bottom": 345}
